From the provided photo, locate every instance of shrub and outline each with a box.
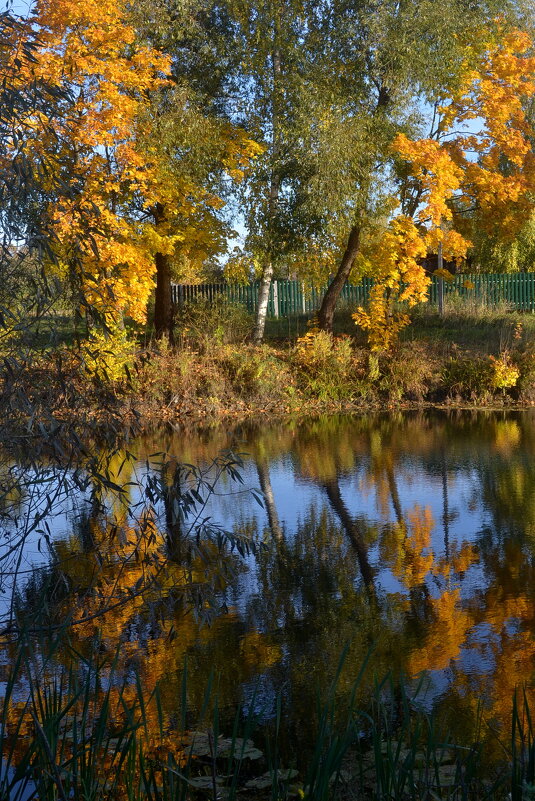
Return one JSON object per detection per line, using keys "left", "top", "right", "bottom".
{"left": 290, "top": 330, "right": 366, "bottom": 401}
{"left": 137, "top": 340, "right": 293, "bottom": 418}
{"left": 510, "top": 345, "right": 535, "bottom": 402}
{"left": 216, "top": 344, "right": 291, "bottom": 401}
{"left": 377, "top": 343, "right": 437, "bottom": 401}
{"left": 442, "top": 356, "right": 493, "bottom": 400}
{"left": 489, "top": 353, "right": 520, "bottom": 391}
{"left": 175, "top": 296, "right": 253, "bottom": 347}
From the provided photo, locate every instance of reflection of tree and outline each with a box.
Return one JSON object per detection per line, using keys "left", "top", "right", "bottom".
{"left": 8, "top": 496, "right": 282, "bottom": 752}
{"left": 256, "top": 460, "right": 283, "bottom": 542}
{"left": 225, "top": 411, "right": 535, "bottom": 747}
{"left": 323, "top": 479, "right": 374, "bottom": 586}
{"left": 7, "top": 410, "right": 535, "bottom": 769}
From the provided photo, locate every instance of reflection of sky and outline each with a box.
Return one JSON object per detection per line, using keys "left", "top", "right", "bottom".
{"left": 0, "top": 469, "right": 88, "bottom": 621}
{"left": 2, "top": 412, "right": 533, "bottom": 717}
{"left": 0, "top": 420, "right": 503, "bottom": 612}
{"left": 193, "top": 455, "right": 490, "bottom": 594}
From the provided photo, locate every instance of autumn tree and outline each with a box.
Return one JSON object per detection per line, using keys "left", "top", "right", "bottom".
{"left": 355, "top": 25, "right": 535, "bottom": 351}
{"left": 307, "top": 0, "right": 528, "bottom": 330}
{"left": 15, "top": 0, "right": 171, "bottom": 370}
{"left": 0, "top": 11, "right": 76, "bottom": 331}
{"left": 127, "top": 0, "right": 264, "bottom": 338}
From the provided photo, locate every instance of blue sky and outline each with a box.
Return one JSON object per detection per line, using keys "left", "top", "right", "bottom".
{"left": 8, "top": 0, "right": 32, "bottom": 16}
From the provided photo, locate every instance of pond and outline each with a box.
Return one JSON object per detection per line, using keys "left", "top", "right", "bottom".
{"left": 1, "top": 409, "right": 534, "bottom": 792}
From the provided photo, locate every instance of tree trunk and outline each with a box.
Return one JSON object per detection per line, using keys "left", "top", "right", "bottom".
{"left": 153, "top": 203, "right": 173, "bottom": 339}
{"left": 317, "top": 222, "right": 362, "bottom": 333}
{"left": 386, "top": 465, "right": 403, "bottom": 524}
{"left": 256, "top": 460, "right": 283, "bottom": 542}
{"left": 253, "top": 15, "right": 281, "bottom": 344}
{"left": 253, "top": 262, "right": 274, "bottom": 343}
{"left": 163, "top": 463, "right": 183, "bottom": 562}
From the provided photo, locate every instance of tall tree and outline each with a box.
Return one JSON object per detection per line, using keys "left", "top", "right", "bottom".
{"left": 303, "top": 0, "right": 524, "bottom": 331}
{"left": 217, "top": 0, "right": 309, "bottom": 342}
{"left": 24, "top": 0, "right": 171, "bottom": 356}
{"left": 130, "top": 0, "right": 264, "bottom": 337}
{"left": 354, "top": 25, "right": 535, "bottom": 350}
{"left": 196, "top": 0, "right": 521, "bottom": 338}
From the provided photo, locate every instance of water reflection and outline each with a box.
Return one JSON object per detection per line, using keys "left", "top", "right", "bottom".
{"left": 2, "top": 410, "right": 535, "bottom": 764}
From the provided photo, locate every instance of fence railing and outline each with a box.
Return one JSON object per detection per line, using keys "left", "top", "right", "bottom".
{"left": 171, "top": 273, "right": 535, "bottom": 317}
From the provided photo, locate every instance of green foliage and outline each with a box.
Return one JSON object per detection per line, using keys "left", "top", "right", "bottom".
{"left": 176, "top": 296, "right": 253, "bottom": 347}
{"left": 442, "top": 357, "right": 494, "bottom": 400}
{"left": 469, "top": 214, "right": 535, "bottom": 273}
{"left": 291, "top": 331, "right": 367, "bottom": 401}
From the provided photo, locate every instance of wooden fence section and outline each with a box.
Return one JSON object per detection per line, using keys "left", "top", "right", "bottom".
{"left": 171, "top": 279, "right": 374, "bottom": 317}
{"left": 171, "top": 273, "right": 535, "bottom": 317}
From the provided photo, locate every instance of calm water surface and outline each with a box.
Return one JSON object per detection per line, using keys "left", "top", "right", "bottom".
{"left": 2, "top": 410, "right": 535, "bottom": 763}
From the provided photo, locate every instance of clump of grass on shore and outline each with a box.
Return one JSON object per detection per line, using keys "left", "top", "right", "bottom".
{"left": 136, "top": 301, "right": 535, "bottom": 422}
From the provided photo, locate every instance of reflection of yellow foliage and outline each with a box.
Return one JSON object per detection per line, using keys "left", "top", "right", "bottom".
{"left": 493, "top": 420, "right": 521, "bottom": 454}
{"left": 384, "top": 505, "right": 435, "bottom": 589}
{"left": 438, "top": 542, "right": 479, "bottom": 578}
{"left": 408, "top": 589, "right": 473, "bottom": 675}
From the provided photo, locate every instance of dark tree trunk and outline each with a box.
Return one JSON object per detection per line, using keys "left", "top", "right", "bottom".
{"left": 153, "top": 203, "right": 173, "bottom": 339}
{"left": 386, "top": 465, "right": 403, "bottom": 524}
{"left": 163, "top": 463, "right": 183, "bottom": 562}
{"left": 323, "top": 478, "right": 374, "bottom": 586}
{"left": 317, "top": 222, "right": 362, "bottom": 333}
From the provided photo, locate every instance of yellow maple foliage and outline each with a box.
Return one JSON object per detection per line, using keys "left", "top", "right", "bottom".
{"left": 14, "top": 0, "right": 263, "bottom": 371}
{"left": 353, "top": 216, "right": 429, "bottom": 351}
{"left": 356, "top": 26, "right": 535, "bottom": 350}
{"left": 24, "top": 0, "right": 171, "bottom": 329}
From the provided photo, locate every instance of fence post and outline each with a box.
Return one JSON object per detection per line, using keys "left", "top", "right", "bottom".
{"left": 437, "top": 240, "right": 444, "bottom": 315}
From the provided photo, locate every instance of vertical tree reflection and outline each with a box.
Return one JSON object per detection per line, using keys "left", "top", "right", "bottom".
{"left": 323, "top": 478, "right": 374, "bottom": 586}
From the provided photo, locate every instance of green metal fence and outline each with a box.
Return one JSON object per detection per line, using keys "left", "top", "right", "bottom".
{"left": 171, "top": 273, "right": 535, "bottom": 317}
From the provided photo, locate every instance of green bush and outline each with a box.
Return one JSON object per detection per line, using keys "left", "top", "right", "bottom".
{"left": 377, "top": 343, "right": 437, "bottom": 402}
{"left": 216, "top": 344, "right": 291, "bottom": 401}
{"left": 510, "top": 345, "right": 535, "bottom": 402}
{"left": 175, "top": 295, "right": 253, "bottom": 347}
{"left": 441, "top": 356, "right": 493, "bottom": 399}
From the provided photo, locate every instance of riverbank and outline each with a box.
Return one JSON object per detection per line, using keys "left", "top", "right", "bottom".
{"left": 132, "top": 323, "right": 535, "bottom": 427}
{"left": 5, "top": 303, "right": 535, "bottom": 433}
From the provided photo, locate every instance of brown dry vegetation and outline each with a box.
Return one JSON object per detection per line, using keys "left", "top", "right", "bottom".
{"left": 6, "top": 300, "right": 535, "bottom": 432}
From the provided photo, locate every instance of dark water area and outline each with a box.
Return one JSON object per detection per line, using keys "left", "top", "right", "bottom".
{"left": 2, "top": 409, "right": 535, "bottom": 771}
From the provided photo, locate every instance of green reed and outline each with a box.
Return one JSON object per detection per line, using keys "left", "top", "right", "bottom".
{"left": 0, "top": 634, "right": 531, "bottom": 801}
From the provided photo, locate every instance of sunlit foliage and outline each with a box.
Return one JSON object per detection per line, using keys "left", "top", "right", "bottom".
{"left": 355, "top": 26, "right": 535, "bottom": 350}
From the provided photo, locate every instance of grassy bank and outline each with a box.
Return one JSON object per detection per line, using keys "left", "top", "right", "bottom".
{"left": 130, "top": 299, "right": 535, "bottom": 425}
{"left": 6, "top": 297, "right": 535, "bottom": 431}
